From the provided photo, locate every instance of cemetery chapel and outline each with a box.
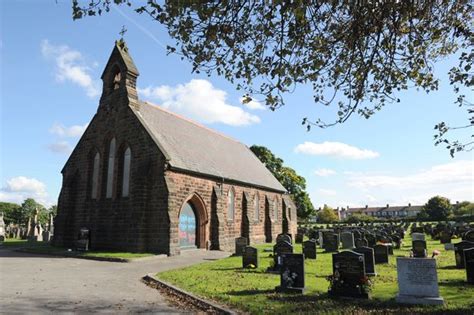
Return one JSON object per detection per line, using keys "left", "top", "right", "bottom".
{"left": 53, "top": 40, "right": 297, "bottom": 255}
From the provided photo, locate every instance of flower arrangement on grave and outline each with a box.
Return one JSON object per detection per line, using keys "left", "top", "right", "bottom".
{"left": 246, "top": 263, "right": 256, "bottom": 269}
{"left": 432, "top": 250, "right": 440, "bottom": 259}
{"left": 282, "top": 268, "right": 298, "bottom": 287}
{"left": 359, "top": 275, "right": 373, "bottom": 293}
{"left": 327, "top": 268, "right": 373, "bottom": 296}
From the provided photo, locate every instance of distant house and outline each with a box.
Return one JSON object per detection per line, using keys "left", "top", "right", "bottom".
{"left": 53, "top": 40, "right": 296, "bottom": 255}
{"left": 340, "top": 203, "right": 423, "bottom": 220}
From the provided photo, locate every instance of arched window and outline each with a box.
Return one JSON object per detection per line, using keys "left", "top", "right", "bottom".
{"left": 273, "top": 197, "right": 278, "bottom": 221}
{"left": 91, "top": 152, "right": 100, "bottom": 199}
{"left": 106, "top": 138, "right": 116, "bottom": 199}
{"left": 227, "top": 187, "right": 235, "bottom": 221}
{"left": 122, "top": 147, "right": 131, "bottom": 197}
{"left": 254, "top": 193, "right": 259, "bottom": 222}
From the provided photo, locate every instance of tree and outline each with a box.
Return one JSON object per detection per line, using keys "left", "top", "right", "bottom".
{"left": 421, "top": 196, "right": 453, "bottom": 221}
{"left": 0, "top": 202, "right": 21, "bottom": 225}
{"left": 453, "top": 201, "right": 474, "bottom": 216}
{"left": 72, "top": 1, "right": 473, "bottom": 155}
{"left": 18, "top": 198, "right": 48, "bottom": 226}
{"left": 317, "top": 205, "right": 339, "bottom": 223}
{"left": 250, "top": 145, "right": 314, "bottom": 219}
{"left": 344, "top": 212, "right": 376, "bottom": 224}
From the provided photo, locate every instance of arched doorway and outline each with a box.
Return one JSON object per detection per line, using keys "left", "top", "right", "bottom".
{"left": 178, "top": 194, "right": 208, "bottom": 250}
{"left": 179, "top": 202, "right": 197, "bottom": 249}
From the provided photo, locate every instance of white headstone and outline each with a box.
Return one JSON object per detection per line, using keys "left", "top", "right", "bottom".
{"left": 396, "top": 257, "right": 444, "bottom": 305}
{"left": 412, "top": 233, "right": 425, "bottom": 241}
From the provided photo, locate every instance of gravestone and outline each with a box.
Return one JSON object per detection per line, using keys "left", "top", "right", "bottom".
{"left": 412, "top": 233, "right": 425, "bottom": 241}
{"left": 355, "top": 238, "right": 368, "bottom": 248}
{"left": 463, "top": 230, "right": 474, "bottom": 242}
{"left": 464, "top": 248, "right": 474, "bottom": 284}
{"left": 323, "top": 233, "right": 339, "bottom": 252}
{"left": 396, "top": 258, "right": 444, "bottom": 305}
{"left": 366, "top": 234, "right": 376, "bottom": 248}
{"left": 439, "top": 231, "right": 452, "bottom": 244}
{"left": 454, "top": 241, "right": 474, "bottom": 268}
{"left": 374, "top": 244, "right": 389, "bottom": 264}
{"left": 275, "top": 253, "right": 305, "bottom": 293}
{"left": 276, "top": 233, "right": 292, "bottom": 245}
{"left": 76, "top": 227, "right": 90, "bottom": 251}
{"left": 295, "top": 232, "right": 304, "bottom": 244}
{"left": 354, "top": 246, "right": 376, "bottom": 276}
{"left": 444, "top": 243, "right": 454, "bottom": 251}
{"left": 303, "top": 240, "right": 317, "bottom": 259}
{"left": 329, "top": 251, "right": 369, "bottom": 299}
{"left": 393, "top": 235, "right": 401, "bottom": 249}
{"left": 0, "top": 212, "right": 5, "bottom": 242}
{"left": 242, "top": 246, "right": 259, "bottom": 268}
{"left": 235, "top": 237, "right": 249, "bottom": 256}
{"left": 270, "top": 241, "right": 293, "bottom": 272}
{"left": 412, "top": 240, "right": 427, "bottom": 258}
{"left": 341, "top": 232, "right": 355, "bottom": 249}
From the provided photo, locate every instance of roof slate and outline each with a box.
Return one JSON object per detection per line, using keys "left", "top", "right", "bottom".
{"left": 131, "top": 102, "right": 286, "bottom": 192}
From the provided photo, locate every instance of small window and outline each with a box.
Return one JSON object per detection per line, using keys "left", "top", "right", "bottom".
{"left": 227, "top": 187, "right": 235, "bottom": 221}
{"left": 254, "top": 193, "right": 259, "bottom": 221}
{"left": 288, "top": 206, "right": 292, "bottom": 221}
{"left": 122, "top": 147, "right": 131, "bottom": 197}
{"left": 273, "top": 197, "right": 278, "bottom": 221}
{"left": 91, "top": 152, "right": 100, "bottom": 199}
{"left": 106, "top": 138, "right": 116, "bottom": 199}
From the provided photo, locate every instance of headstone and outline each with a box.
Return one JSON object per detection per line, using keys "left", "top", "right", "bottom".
{"left": 374, "top": 244, "right": 389, "bottom": 264}
{"left": 444, "top": 243, "right": 454, "bottom": 251}
{"left": 355, "top": 238, "right": 368, "bottom": 248}
{"left": 412, "top": 233, "right": 425, "bottom": 242}
{"left": 341, "top": 232, "right": 355, "bottom": 249}
{"left": 0, "top": 212, "right": 5, "bottom": 242}
{"left": 303, "top": 240, "right": 317, "bottom": 259}
{"left": 76, "top": 227, "right": 90, "bottom": 251}
{"left": 270, "top": 241, "right": 293, "bottom": 272}
{"left": 329, "top": 251, "right": 369, "bottom": 299}
{"left": 463, "top": 230, "right": 474, "bottom": 242}
{"left": 242, "top": 246, "right": 258, "bottom": 268}
{"left": 354, "top": 246, "right": 376, "bottom": 276}
{"left": 464, "top": 248, "right": 474, "bottom": 284}
{"left": 454, "top": 241, "right": 474, "bottom": 268}
{"left": 275, "top": 253, "right": 305, "bottom": 293}
{"left": 366, "top": 233, "right": 376, "bottom": 248}
{"left": 392, "top": 235, "right": 401, "bottom": 249}
{"left": 235, "top": 237, "right": 249, "bottom": 256}
{"left": 276, "top": 233, "right": 292, "bottom": 245}
{"left": 412, "top": 240, "right": 427, "bottom": 258}
{"left": 439, "top": 230, "right": 452, "bottom": 244}
{"left": 295, "top": 232, "right": 304, "bottom": 244}
{"left": 396, "top": 258, "right": 444, "bottom": 305}
{"left": 323, "top": 233, "right": 339, "bottom": 252}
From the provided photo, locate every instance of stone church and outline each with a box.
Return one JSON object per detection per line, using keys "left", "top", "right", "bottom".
{"left": 53, "top": 40, "right": 296, "bottom": 255}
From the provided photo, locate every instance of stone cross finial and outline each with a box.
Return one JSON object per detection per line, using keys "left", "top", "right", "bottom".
{"left": 119, "top": 25, "right": 127, "bottom": 39}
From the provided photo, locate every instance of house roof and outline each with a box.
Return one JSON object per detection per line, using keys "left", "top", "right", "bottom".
{"left": 131, "top": 101, "right": 286, "bottom": 192}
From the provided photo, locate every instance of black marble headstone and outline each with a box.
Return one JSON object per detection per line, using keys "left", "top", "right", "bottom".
{"left": 374, "top": 244, "right": 389, "bottom": 264}
{"left": 235, "top": 237, "right": 249, "bottom": 256}
{"left": 454, "top": 241, "right": 474, "bottom": 268}
{"left": 323, "top": 233, "right": 339, "bottom": 252}
{"left": 242, "top": 246, "right": 259, "bottom": 268}
{"left": 354, "top": 246, "right": 376, "bottom": 276}
{"left": 330, "top": 251, "right": 368, "bottom": 299}
{"left": 464, "top": 247, "right": 474, "bottom": 284}
{"left": 412, "top": 240, "right": 427, "bottom": 258}
{"left": 276, "top": 253, "right": 305, "bottom": 293}
{"left": 303, "top": 240, "right": 317, "bottom": 259}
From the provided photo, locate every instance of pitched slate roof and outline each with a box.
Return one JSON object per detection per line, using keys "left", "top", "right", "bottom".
{"left": 131, "top": 101, "right": 286, "bottom": 192}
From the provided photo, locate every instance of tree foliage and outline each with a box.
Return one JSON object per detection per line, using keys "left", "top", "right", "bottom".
{"left": 453, "top": 201, "right": 474, "bottom": 216}
{"left": 72, "top": 1, "right": 473, "bottom": 155}
{"left": 0, "top": 202, "right": 21, "bottom": 226}
{"left": 344, "top": 212, "right": 376, "bottom": 224}
{"left": 250, "top": 145, "right": 314, "bottom": 219}
{"left": 317, "top": 205, "right": 339, "bottom": 223}
{"left": 421, "top": 196, "right": 453, "bottom": 221}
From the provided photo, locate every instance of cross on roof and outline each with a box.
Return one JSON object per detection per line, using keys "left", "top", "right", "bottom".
{"left": 119, "top": 25, "right": 127, "bottom": 39}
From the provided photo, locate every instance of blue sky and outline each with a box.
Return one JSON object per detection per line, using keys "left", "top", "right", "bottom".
{"left": 1, "top": 1, "right": 472, "bottom": 208}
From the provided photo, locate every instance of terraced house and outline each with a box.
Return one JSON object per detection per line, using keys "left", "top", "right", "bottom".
{"left": 53, "top": 40, "right": 296, "bottom": 255}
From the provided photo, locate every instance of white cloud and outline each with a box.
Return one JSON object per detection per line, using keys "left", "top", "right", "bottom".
{"left": 346, "top": 160, "right": 473, "bottom": 205}
{"left": 240, "top": 97, "right": 266, "bottom": 110}
{"left": 314, "top": 168, "right": 337, "bottom": 177}
{"left": 295, "top": 141, "right": 380, "bottom": 159}
{"left": 0, "top": 177, "right": 52, "bottom": 206}
{"left": 41, "top": 40, "right": 100, "bottom": 98}
{"left": 49, "top": 123, "right": 88, "bottom": 138}
{"left": 318, "top": 188, "right": 337, "bottom": 196}
{"left": 48, "top": 141, "right": 73, "bottom": 154}
{"left": 138, "top": 79, "right": 261, "bottom": 126}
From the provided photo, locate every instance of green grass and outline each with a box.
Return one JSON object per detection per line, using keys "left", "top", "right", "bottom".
{"left": 157, "top": 235, "right": 474, "bottom": 314}
{"left": 1, "top": 238, "right": 155, "bottom": 260}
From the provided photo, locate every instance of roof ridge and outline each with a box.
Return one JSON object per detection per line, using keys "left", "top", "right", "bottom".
{"left": 141, "top": 101, "right": 243, "bottom": 145}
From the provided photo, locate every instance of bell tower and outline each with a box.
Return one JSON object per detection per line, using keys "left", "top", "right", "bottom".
{"left": 98, "top": 39, "right": 140, "bottom": 112}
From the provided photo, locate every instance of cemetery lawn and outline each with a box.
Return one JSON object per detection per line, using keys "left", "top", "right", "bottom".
{"left": 1, "top": 239, "right": 155, "bottom": 260}
{"left": 157, "top": 236, "right": 474, "bottom": 314}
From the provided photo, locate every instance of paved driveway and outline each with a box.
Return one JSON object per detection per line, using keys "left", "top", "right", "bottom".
{"left": 0, "top": 248, "right": 230, "bottom": 314}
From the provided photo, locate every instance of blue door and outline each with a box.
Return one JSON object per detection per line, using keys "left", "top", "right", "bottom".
{"left": 179, "top": 202, "right": 197, "bottom": 249}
